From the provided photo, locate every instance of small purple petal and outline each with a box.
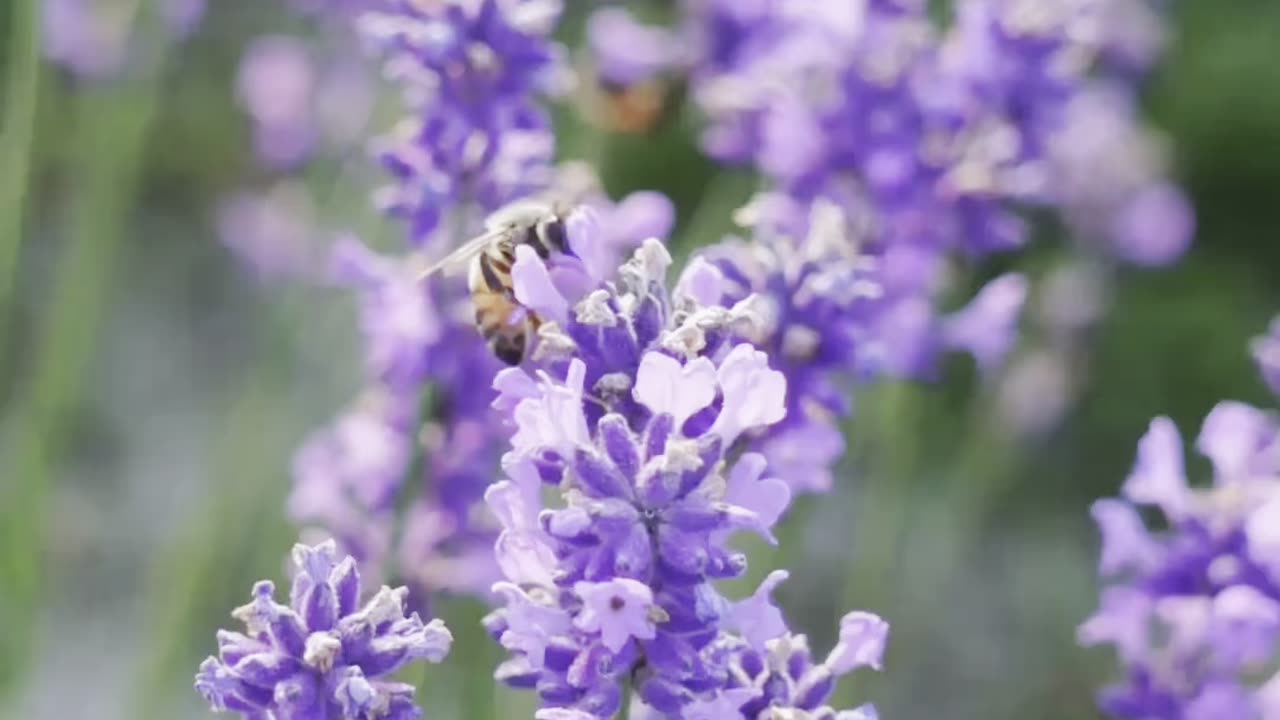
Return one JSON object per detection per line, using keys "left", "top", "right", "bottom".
{"left": 826, "top": 611, "right": 890, "bottom": 674}
{"left": 731, "top": 570, "right": 790, "bottom": 650}
{"left": 1121, "top": 416, "right": 1188, "bottom": 518}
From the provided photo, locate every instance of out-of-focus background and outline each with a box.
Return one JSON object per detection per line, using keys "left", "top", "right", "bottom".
{"left": 1, "top": 1, "right": 1279, "bottom": 719}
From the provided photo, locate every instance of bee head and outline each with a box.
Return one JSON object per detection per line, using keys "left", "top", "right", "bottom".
{"left": 490, "top": 332, "right": 527, "bottom": 366}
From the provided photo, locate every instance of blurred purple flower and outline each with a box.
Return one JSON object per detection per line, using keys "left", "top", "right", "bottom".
{"left": 361, "top": 0, "right": 568, "bottom": 246}
{"left": 1080, "top": 395, "right": 1280, "bottom": 718}
{"left": 237, "top": 36, "right": 318, "bottom": 169}
{"left": 195, "top": 540, "right": 451, "bottom": 719}
{"left": 236, "top": 36, "right": 375, "bottom": 170}
{"left": 482, "top": 232, "right": 886, "bottom": 717}
{"left": 942, "top": 273, "right": 1030, "bottom": 372}
{"left": 1253, "top": 317, "right": 1280, "bottom": 398}
{"left": 587, "top": 7, "right": 683, "bottom": 87}
{"left": 216, "top": 183, "right": 318, "bottom": 281}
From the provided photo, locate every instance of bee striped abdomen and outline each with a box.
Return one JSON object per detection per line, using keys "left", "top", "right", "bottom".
{"left": 479, "top": 253, "right": 508, "bottom": 293}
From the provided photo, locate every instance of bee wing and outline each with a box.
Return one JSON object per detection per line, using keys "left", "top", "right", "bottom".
{"left": 418, "top": 228, "right": 509, "bottom": 280}
{"left": 483, "top": 198, "right": 553, "bottom": 231}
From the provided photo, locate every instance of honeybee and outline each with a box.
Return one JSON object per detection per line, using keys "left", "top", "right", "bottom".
{"left": 420, "top": 199, "right": 576, "bottom": 365}
{"left": 586, "top": 76, "right": 688, "bottom": 136}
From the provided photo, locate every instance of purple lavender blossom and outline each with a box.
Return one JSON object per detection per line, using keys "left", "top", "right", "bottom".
{"left": 483, "top": 236, "right": 887, "bottom": 717}
{"left": 1079, "top": 403, "right": 1280, "bottom": 717}
{"left": 586, "top": 7, "right": 684, "bottom": 88}
{"left": 273, "top": 0, "right": 591, "bottom": 599}
{"left": 236, "top": 36, "right": 376, "bottom": 170}
{"left": 695, "top": 197, "right": 1026, "bottom": 491}
{"left": 217, "top": 183, "right": 319, "bottom": 281}
{"left": 578, "top": 0, "right": 1185, "bottom": 435}
{"left": 711, "top": 607, "right": 888, "bottom": 720}
{"left": 195, "top": 540, "right": 452, "bottom": 719}
{"left": 361, "top": 0, "right": 569, "bottom": 246}
{"left": 287, "top": 173, "right": 673, "bottom": 594}
{"left": 1253, "top": 317, "right": 1280, "bottom": 398}
{"left": 236, "top": 36, "right": 320, "bottom": 169}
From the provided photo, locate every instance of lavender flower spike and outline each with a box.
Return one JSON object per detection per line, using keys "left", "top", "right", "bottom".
{"left": 483, "top": 230, "right": 887, "bottom": 718}
{"left": 1079, "top": 399, "right": 1280, "bottom": 718}
{"left": 196, "top": 540, "right": 452, "bottom": 719}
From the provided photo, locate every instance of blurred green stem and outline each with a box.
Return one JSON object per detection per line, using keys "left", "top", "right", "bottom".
{"left": 839, "top": 382, "right": 922, "bottom": 615}
{"left": 130, "top": 315, "right": 297, "bottom": 719}
{"left": 0, "top": 6, "right": 169, "bottom": 694}
{"left": 0, "top": 0, "right": 41, "bottom": 364}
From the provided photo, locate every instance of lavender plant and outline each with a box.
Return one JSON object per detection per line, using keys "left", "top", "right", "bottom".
{"left": 196, "top": 540, "right": 454, "bottom": 719}
{"left": 483, "top": 232, "right": 889, "bottom": 716}
{"left": 189, "top": 0, "right": 1216, "bottom": 718}
{"left": 1079, "top": 321, "right": 1280, "bottom": 717}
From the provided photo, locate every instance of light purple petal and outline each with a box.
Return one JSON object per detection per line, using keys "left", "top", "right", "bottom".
{"left": 1197, "top": 401, "right": 1274, "bottom": 483}
{"left": 1246, "top": 495, "right": 1280, "bottom": 582}
{"left": 567, "top": 206, "right": 612, "bottom": 285}
{"left": 682, "top": 688, "right": 757, "bottom": 720}
{"left": 674, "top": 256, "right": 725, "bottom": 307}
{"left": 513, "top": 244, "right": 569, "bottom": 326}
{"left": 1252, "top": 317, "right": 1280, "bottom": 398}
{"left": 492, "top": 367, "right": 540, "bottom": 416}
{"left": 573, "top": 579, "right": 658, "bottom": 652}
{"left": 1154, "top": 595, "right": 1211, "bottom": 656}
{"left": 587, "top": 7, "right": 681, "bottom": 86}
{"left": 1121, "top": 416, "right": 1188, "bottom": 518}
{"left": 487, "top": 462, "right": 558, "bottom": 587}
{"left": 1109, "top": 183, "right": 1194, "bottom": 267}
{"left": 1210, "top": 585, "right": 1280, "bottom": 666}
{"left": 757, "top": 419, "right": 844, "bottom": 494}
{"left": 633, "top": 352, "right": 717, "bottom": 426}
{"left": 535, "top": 710, "right": 597, "bottom": 720}
{"left": 511, "top": 361, "right": 591, "bottom": 456}
{"left": 493, "top": 583, "right": 572, "bottom": 668}
{"left": 731, "top": 570, "right": 790, "bottom": 650}
{"left": 942, "top": 273, "right": 1028, "bottom": 371}
{"left": 1091, "top": 499, "right": 1161, "bottom": 576}
{"left": 1184, "top": 681, "right": 1254, "bottom": 720}
{"left": 608, "top": 191, "right": 675, "bottom": 247}
{"left": 709, "top": 344, "right": 787, "bottom": 445}
{"left": 825, "top": 611, "right": 889, "bottom": 674}
{"left": 724, "top": 453, "right": 791, "bottom": 534}
{"left": 1078, "top": 586, "right": 1152, "bottom": 663}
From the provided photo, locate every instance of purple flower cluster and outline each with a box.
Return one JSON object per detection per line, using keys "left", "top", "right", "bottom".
{"left": 689, "top": 195, "right": 1027, "bottom": 493}
{"left": 196, "top": 540, "right": 453, "bottom": 719}
{"left": 482, "top": 236, "right": 888, "bottom": 716}
{"left": 287, "top": 173, "right": 673, "bottom": 595}
{"left": 1080, "top": 398, "right": 1280, "bottom": 717}
{"left": 360, "top": 0, "right": 569, "bottom": 246}
{"left": 579, "top": 2, "right": 1190, "bottom": 455}
{"left": 590, "top": 0, "right": 1191, "bottom": 266}
{"left": 281, "top": 0, "right": 586, "bottom": 594}
{"left": 235, "top": 35, "right": 374, "bottom": 171}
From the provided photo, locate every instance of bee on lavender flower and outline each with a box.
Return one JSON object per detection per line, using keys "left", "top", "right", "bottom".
{"left": 419, "top": 198, "right": 578, "bottom": 365}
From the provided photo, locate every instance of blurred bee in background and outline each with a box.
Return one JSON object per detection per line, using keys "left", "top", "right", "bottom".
{"left": 419, "top": 199, "right": 577, "bottom": 365}
{"left": 585, "top": 75, "right": 688, "bottom": 135}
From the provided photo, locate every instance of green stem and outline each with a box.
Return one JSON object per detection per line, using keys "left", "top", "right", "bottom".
{"left": 130, "top": 297, "right": 303, "bottom": 719}
{"left": 839, "top": 382, "right": 921, "bottom": 615}
{"left": 0, "top": 0, "right": 41, "bottom": 371}
{"left": 0, "top": 4, "right": 169, "bottom": 695}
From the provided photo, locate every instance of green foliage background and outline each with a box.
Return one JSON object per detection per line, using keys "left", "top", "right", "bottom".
{"left": 1, "top": 1, "right": 1279, "bottom": 718}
